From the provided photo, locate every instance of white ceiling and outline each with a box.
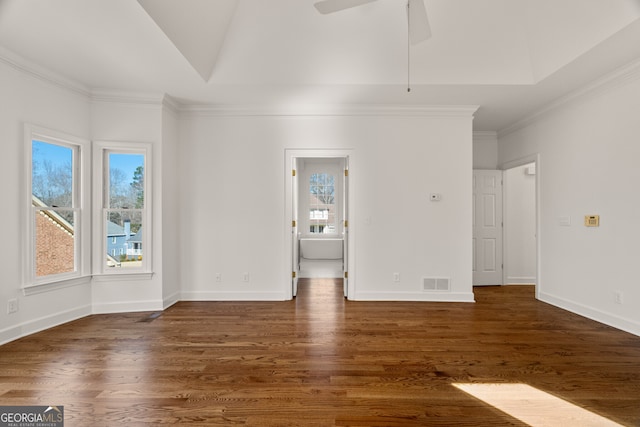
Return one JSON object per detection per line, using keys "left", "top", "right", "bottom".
{"left": 1, "top": 0, "right": 640, "bottom": 131}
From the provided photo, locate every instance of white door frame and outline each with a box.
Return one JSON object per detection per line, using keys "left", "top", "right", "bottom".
{"left": 284, "top": 149, "right": 356, "bottom": 300}
{"left": 499, "top": 154, "right": 541, "bottom": 300}
{"left": 291, "top": 156, "right": 299, "bottom": 297}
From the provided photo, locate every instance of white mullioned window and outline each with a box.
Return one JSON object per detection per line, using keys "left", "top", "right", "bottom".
{"left": 298, "top": 160, "right": 343, "bottom": 237}
{"left": 24, "top": 124, "right": 90, "bottom": 290}
{"left": 309, "top": 172, "right": 336, "bottom": 234}
{"left": 93, "top": 141, "right": 152, "bottom": 276}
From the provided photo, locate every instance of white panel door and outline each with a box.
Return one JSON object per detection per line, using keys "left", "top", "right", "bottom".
{"left": 473, "top": 170, "right": 503, "bottom": 286}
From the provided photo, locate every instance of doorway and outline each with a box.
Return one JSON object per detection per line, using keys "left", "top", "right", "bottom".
{"left": 472, "top": 156, "right": 539, "bottom": 294}
{"left": 503, "top": 162, "right": 537, "bottom": 286}
{"left": 285, "top": 149, "right": 354, "bottom": 300}
{"left": 297, "top": 158, "right": 345, "bottom": 280}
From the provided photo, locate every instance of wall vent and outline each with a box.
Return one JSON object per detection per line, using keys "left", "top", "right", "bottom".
{"left": 423, "top": 277, "right": 450, "bottom": 292}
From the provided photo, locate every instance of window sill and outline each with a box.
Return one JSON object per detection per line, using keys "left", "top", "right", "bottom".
{"left": 22, "top": 272, "right": 154, "bottom": 295}
{"left": 92, "top": 272, "right": 154, "bottom": 282}
{"left": 22, "top": 276, "right": 92, "bottom": 296}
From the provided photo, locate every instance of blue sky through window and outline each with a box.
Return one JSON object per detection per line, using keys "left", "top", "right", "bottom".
{"left": 32, "top": 140, "right": 71, "bottom": 165}
{"left": 109, "top": 153, "right": 144, "bottom": 183}
{"left": 32, "top": 140, "right": 73, "bottom": 206}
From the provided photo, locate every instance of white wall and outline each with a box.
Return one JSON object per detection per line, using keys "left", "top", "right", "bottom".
{"left": 90, "top": 97, "right": 169, "bottom": 314}
{"left": 161, "top": 103, "right": 181, "bottom": 308}
{"left": 0, "top": 55, "right": 92, "bottom": 344}
{"left": 178, "top": 109, "right": 476, "bottom": 302}
{"left": 0, "top": 47, "right": 180, "bottom": 343}
{"left": 498, "top": 61, "right": 640, "bottom": 335}
{"left": 473, "top": 131, "right": 498, "bottom": 169}
{"left": 504, "top": 163, "right": 536, "bottom": 284}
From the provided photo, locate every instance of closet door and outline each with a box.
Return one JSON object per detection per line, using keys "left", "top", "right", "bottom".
{"left": 473, "top": 170, "right": 503, "bottom": 286}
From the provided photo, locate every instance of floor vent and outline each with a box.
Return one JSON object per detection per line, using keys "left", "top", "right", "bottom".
{"left": 423, "top": 277, "right": 450, "bottom": 292}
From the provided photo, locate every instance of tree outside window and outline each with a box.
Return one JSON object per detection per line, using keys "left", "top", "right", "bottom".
{"left": 31, "top": 140, "right": 77, "bottom": 278}
{"left": 105, "top": 153, "right": 145, "bottom": 269}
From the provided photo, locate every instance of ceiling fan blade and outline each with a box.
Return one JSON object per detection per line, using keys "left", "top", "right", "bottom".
{"left": 408, "top": 0, "right": 431, "bottom": 44}
{"left": 314, "top": 0, "right": 377, "bottom": 15}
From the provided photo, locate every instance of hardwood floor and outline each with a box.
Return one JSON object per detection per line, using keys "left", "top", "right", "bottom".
{"left": 1, "top": 280, "right": 639, "bottom": 426}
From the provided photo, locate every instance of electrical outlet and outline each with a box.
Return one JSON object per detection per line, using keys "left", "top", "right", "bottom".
{"left": 393, "top": 273, "right": 400, "bottom": 282}
{"left": 243, "top": 272, "right": 250, "bottom": 282}
{"left": 7, "top": 298, "right": 18, "bottom": 314}
{"left": 215, "top": 273, "right": 222, "bottom": 282}
{"left": 614, "top": 291, "right": 623, "bottom": 304}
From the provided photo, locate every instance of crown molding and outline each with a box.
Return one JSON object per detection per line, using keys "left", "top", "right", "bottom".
{"left": 90, "top": 91, "right": 180, "bottom": 116}
{"left": 498, "top": 56, "right": 640, "bottom": 139}
{"left": 473, "top": 131, "right": 498, "bottom": 142}
{"left": 0, "top": 46, "right": 178, "bottom": 112}
{"left": 161, "top": 95, "right": 181, "bottom": 116}
{"left": 178, "top": 104, "right": 479, "bottom": 118}
{"left": 0, "top": 45, "right": 90, "bottom": 98}
{"left": 0, "top": 45, "right": 479, "bottom": 120}
{"left": 90, "top": 90, "right": 166, "bottom": 107}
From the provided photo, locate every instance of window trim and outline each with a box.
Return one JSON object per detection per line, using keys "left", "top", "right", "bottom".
{"left": 23, "top": 123, "right": 91, "bottom": 291}
{"left": 92, "top": 141, "right": 152, "bottom": 277}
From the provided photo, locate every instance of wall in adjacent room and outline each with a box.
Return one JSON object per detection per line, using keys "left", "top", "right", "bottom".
{"left": 504, "top": 163, "right": 536, "bottom": 284}
{"left": 473, "top": 131, "right": 498, "bottom": 169}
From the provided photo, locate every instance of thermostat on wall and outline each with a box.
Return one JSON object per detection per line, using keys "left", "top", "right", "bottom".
{"left": 430, "top": 193, "right": 442, "bottom": 202}
{"left": 584, "top": 215, "right": 600, "bottom": 227}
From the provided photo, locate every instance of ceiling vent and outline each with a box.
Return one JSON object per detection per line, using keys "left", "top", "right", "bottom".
{"left": 423, "top": 277, "right": 450, "bottom": 292}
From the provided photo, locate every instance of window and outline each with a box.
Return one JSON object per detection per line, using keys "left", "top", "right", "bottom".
{"left": 25, "top": 124, "right": 89, "bottom": 288}
{"left": 309, "top": 173, "right": 336, "bottom": 234}
{"left": 94, "top": 142, "right": 151, "bottom": 275}
{"left": 310, "top": 209, "right": 329, "bottom": 220}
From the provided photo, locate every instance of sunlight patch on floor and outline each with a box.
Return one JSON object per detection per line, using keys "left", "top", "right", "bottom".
{"left": 453, "top": 383, "right": 623, "bottom": 427}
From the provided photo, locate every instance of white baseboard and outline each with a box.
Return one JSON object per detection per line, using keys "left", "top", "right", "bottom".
{"left": 539, "top": 291, "right": 640, "bottom": 337}
{"left": 352, "top": 291, "right": 475, "bottom": 302}
{"left": 180, "top": 291, "right": 287, "bottom": 301}
{"left": 163, "top": 291, "right": 180, "bottom": 309}
{"left": 92, "top": 299, "right": 164, "bottom": 314}
{"left": 506, "top": 276, "right": 536, "bottom": 285}
{"left": 0, "top": 304, "right": 92, "bottom": 346}
{"left": 0, "top": 326, "right": 22, "bottom": 346}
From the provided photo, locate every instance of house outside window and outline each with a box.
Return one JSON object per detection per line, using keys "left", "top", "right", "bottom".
{"left": 94, "top": 141, "right": 151, "bottom": 275}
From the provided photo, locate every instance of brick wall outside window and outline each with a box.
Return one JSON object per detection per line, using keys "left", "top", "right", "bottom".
{"left": 35, "top": 211, "right": 74, "bottom": 277}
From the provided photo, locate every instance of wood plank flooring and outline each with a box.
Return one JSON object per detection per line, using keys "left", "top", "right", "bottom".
{"left": 1, "top": 281, "right": 639, "bottom": 426}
